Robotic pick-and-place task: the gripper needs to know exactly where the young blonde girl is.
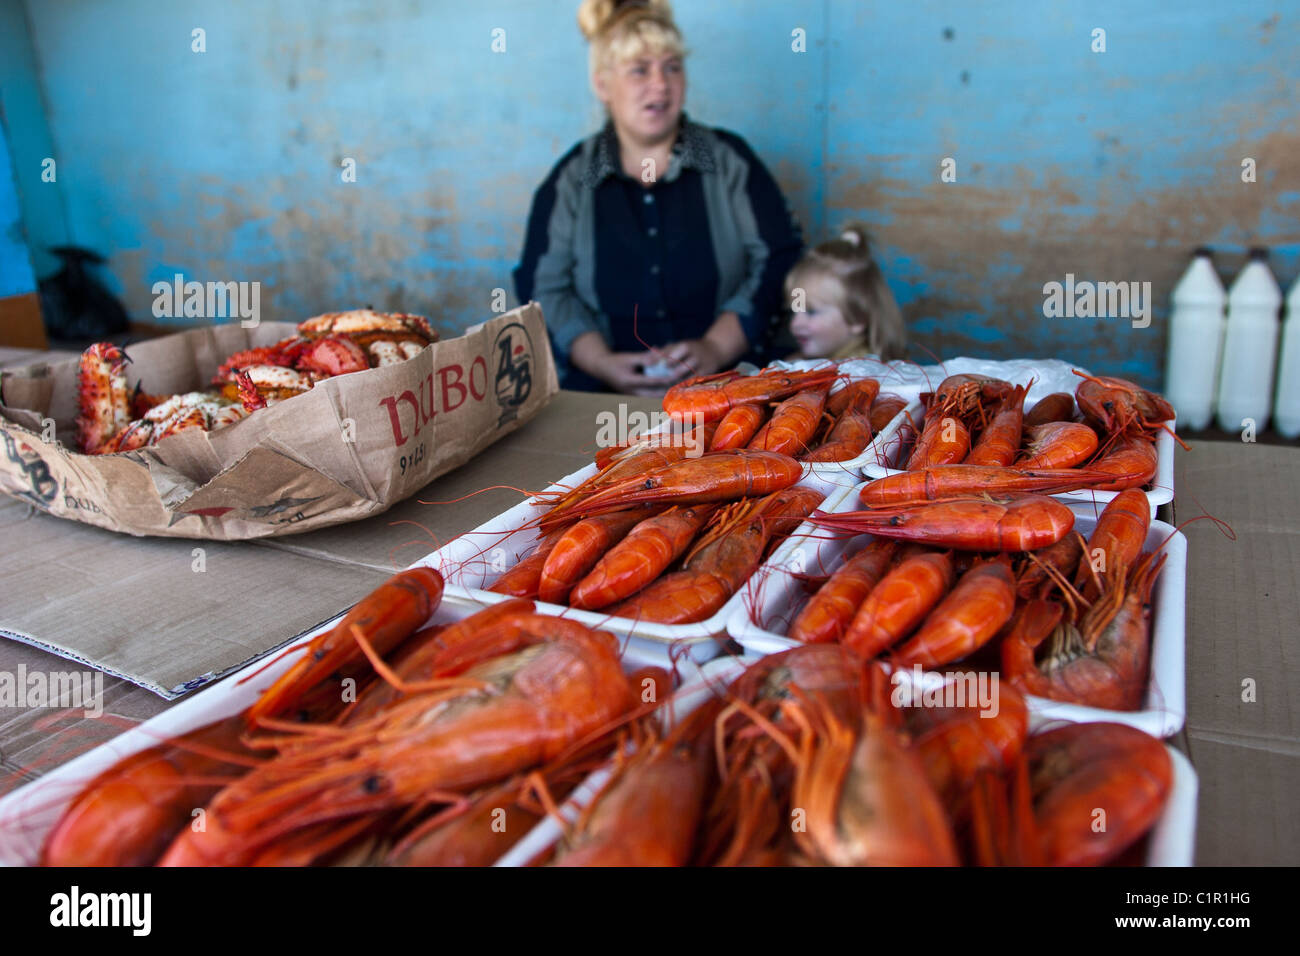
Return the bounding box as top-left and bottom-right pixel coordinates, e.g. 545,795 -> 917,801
783,223 -> 906,362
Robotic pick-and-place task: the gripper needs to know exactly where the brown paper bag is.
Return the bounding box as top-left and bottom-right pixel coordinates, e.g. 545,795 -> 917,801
0,303 -> 557,539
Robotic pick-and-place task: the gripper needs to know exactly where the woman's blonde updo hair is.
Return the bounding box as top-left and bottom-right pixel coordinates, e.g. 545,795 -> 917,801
578,0 -> 685,72
785,223 -> 907,361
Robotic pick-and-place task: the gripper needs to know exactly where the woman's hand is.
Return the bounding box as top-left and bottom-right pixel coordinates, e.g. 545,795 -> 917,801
659,311 -> 750,378
658,339 -> 724,379
606,353 -> 679,396
570,331 -> 678,396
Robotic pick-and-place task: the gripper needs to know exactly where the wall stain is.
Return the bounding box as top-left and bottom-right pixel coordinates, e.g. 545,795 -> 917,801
832,125 -> 1300,387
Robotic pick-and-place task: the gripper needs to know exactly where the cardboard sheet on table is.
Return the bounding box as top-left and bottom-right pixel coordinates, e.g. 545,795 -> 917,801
1186,737 -> 1298,865
1178,441 -> 1300,742
1175,440 -> 1300,864
0,495 -> 390,697
0,637 -> 176,797
0,392 -> 652,698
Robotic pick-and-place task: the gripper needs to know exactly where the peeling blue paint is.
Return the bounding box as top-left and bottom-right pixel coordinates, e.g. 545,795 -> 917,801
0,122 -> 36,298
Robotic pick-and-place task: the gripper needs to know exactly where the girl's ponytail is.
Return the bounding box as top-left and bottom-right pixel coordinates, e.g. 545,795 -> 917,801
838,223 -> 871,255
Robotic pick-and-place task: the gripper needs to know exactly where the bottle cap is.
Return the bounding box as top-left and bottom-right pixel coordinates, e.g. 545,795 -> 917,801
1193,246 -> 1214,258
1247,247 -> 1269,261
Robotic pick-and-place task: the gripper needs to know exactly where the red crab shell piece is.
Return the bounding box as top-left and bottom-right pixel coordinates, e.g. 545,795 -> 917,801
141,392 -> 218,424
297,309 -> 436,343
97,419 -> 154,455
295,335 -> 369,376
76,343 -> 131,453
366,339 -> 430,367
213,337 -> 308,384
212,403 -> 250,429
218,365 -> 314,404
235,371 -> 268,411
130,383 -> 170,420
151,406 -> 211,444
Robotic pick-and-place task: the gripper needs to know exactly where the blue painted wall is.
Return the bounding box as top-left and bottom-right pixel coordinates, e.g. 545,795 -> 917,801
824,2 -> 1300,383
0,122 -> 37,299
0,0 -> 63,285
3,0 -> 1297,386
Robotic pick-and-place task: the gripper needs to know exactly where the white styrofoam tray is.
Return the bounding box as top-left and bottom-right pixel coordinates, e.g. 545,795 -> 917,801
0,596 -> 705,866
727,482 -> 1187,738
495,653 -> 1197,867
414,458 -> 861,665
803,379 -> 916,480
1148,747 -> 1198,867
860,394 -> 1176,520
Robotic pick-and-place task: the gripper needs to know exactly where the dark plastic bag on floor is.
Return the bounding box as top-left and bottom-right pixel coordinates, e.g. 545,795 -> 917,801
38,246 -> 130,340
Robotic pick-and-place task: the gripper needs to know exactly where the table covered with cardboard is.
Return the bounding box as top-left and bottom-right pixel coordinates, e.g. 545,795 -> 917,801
0,374 -> 1296,864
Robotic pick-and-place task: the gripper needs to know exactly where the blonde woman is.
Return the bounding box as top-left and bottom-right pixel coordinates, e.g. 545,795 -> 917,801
513,0 -> 803,395
784,224 -> 907,361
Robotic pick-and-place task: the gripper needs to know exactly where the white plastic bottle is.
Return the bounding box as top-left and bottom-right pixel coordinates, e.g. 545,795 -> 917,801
1216,248 -> 1282,433
1164,248 -> 1225,431
1274,273 -> 1300,439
